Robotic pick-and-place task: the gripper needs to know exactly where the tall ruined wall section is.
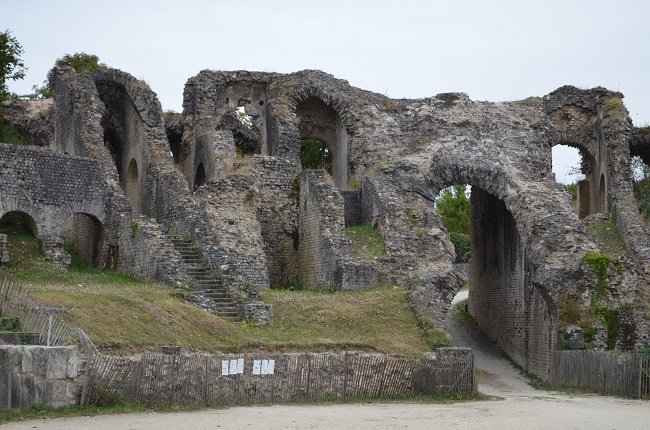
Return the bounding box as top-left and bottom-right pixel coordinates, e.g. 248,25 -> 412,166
297,171 -> 351,290
250,156 -> 300,286
194,175 -> 270,295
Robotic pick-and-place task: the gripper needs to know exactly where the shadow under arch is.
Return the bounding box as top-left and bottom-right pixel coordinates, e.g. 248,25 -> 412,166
61,212 -> 105,268
0,211 -> 39,238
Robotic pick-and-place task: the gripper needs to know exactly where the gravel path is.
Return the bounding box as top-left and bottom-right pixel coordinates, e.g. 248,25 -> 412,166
2,292 -> 648,429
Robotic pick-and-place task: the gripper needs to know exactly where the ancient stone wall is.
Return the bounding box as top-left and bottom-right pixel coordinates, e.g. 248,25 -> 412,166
194,174 -> 270,296
3,64 -> 648,379
251,156 -> 300,286
297,171 -> 351,290
0,346 -> 84,411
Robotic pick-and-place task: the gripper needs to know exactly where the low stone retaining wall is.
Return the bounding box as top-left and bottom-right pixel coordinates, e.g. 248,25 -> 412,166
0,345 -> 84,410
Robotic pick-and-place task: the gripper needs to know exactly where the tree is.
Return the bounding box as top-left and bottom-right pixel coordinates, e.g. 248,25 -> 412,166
0,29 -> 26,102
300,139 -> 332,173
29,52 -> 108,100
55,52 -> 106,73
435,185 -> 471,263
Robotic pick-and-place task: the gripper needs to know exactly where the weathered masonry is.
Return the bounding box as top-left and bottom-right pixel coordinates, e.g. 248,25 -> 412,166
1,66 -> 648,379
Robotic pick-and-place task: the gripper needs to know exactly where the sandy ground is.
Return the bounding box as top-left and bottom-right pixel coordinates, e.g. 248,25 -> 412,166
3,291 -> 648,429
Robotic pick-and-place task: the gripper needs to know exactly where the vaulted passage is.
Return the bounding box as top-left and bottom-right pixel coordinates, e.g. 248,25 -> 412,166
466,188 -> 554,376
296,96 -> 348,188
439,183 -> 556,377
61,213 -> 104,268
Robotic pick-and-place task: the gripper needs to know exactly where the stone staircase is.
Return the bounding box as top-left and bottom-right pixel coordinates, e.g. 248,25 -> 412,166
168,236 -> 241,321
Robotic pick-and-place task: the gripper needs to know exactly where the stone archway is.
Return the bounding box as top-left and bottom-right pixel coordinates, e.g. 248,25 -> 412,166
61,213 -> 105,268
423,154 -> 591,378
295,96 -> 349,188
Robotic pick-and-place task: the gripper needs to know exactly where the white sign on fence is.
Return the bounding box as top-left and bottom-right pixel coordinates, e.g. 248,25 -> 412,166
253,359 -> 275,375
222,359 -> 245,376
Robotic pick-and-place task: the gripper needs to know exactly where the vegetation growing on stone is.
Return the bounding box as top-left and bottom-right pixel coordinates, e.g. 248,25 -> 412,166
300,138 -> 332,172
435,185 -> 471,263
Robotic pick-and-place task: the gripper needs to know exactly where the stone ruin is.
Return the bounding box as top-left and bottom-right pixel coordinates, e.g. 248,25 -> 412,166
1,65 -> 649,378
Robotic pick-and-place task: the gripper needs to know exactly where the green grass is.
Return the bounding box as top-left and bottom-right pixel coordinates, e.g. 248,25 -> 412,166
0,230 -> 436,356
586,218 -> 627,258
345,225 -> 386,259
241,285 -> 440,356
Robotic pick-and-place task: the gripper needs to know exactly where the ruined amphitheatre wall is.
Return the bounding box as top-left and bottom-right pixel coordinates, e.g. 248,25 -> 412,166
2,64 -> 648,378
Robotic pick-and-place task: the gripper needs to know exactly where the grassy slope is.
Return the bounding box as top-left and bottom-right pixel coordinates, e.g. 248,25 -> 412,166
0,229 -> 436,356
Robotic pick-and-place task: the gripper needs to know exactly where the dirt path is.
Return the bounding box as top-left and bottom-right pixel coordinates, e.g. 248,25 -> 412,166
2,294 -> 648,429
445,290 -> 538,398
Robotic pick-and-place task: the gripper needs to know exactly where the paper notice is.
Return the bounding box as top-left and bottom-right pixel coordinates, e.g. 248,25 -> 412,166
253,360 -> 261,375
221,360 -> 229,376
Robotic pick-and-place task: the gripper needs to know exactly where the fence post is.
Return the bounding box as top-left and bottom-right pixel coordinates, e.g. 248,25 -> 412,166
639,354 -> 643,399
343,351 -> 348,398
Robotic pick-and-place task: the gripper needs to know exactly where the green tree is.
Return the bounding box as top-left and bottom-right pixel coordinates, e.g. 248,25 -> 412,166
0,29 -> 26,103
436,185 -> 471,263
300,138 -> 332,173
0,29 -> 27,144
55,52 -> 106,73
29,52 -> 107,100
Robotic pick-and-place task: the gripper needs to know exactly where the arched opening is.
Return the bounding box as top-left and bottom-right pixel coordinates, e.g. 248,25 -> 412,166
126,159 -> 141,212
194,163 -> 206,191
296,96 -> 348,188
551,143 -> 596,218
0,211 -> 40,266
61,213 -> 104,268
438,181 -> 552,377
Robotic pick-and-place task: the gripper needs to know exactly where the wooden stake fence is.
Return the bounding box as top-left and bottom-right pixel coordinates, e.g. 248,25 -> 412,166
550,350 -> 650,399
84,350 -> 475,407
0,274 -> 78,346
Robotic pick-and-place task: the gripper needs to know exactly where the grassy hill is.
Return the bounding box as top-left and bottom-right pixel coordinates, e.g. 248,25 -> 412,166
0,228 -> 447,356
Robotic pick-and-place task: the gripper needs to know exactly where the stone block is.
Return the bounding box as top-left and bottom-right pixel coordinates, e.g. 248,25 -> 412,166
336,260 -> 379,292
243,303 -> 274,325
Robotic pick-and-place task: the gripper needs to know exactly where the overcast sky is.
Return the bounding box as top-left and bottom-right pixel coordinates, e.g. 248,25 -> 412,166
5,0 -> 649,183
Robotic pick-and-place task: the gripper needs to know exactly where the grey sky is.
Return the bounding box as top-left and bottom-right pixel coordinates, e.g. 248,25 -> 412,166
4,0 -> 649,183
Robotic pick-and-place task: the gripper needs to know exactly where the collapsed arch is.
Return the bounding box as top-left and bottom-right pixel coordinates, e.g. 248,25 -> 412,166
96,78 -> 148,214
